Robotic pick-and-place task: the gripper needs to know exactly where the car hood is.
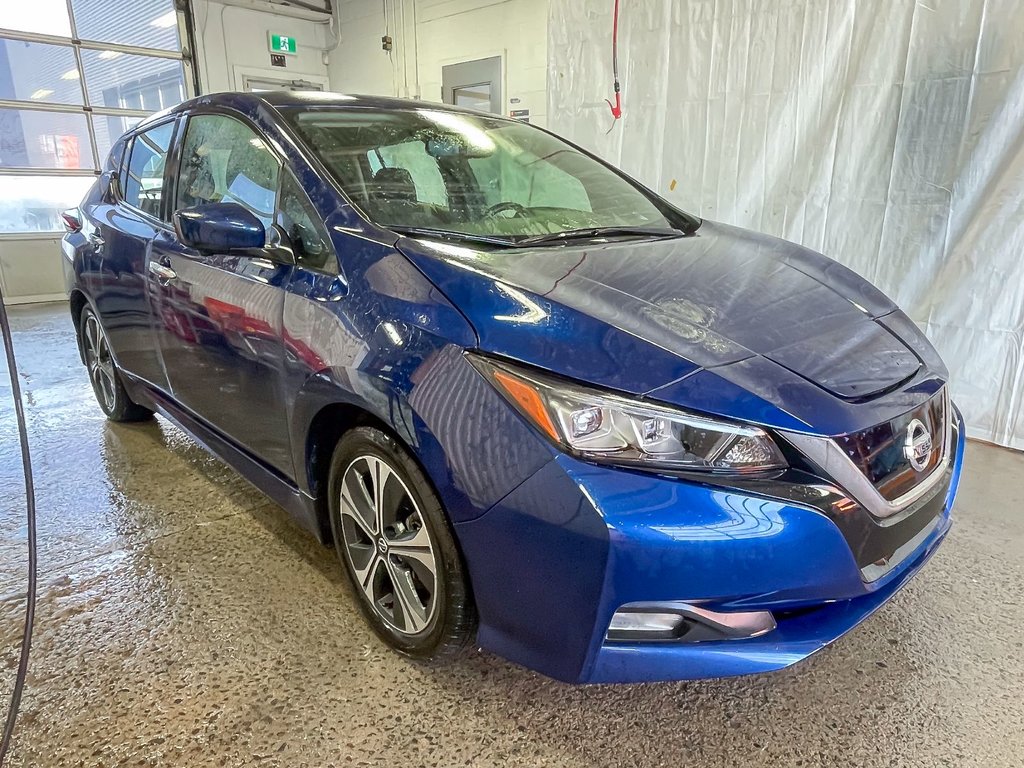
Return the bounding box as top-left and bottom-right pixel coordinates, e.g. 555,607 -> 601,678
397,220 -> 946,435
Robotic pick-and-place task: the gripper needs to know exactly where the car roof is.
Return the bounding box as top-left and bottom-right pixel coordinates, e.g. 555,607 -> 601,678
132,90 -> 507,133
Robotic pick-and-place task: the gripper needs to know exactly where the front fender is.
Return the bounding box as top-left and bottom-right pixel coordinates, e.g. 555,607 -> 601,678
287,344 -> 555,527
282,246 -> 553,527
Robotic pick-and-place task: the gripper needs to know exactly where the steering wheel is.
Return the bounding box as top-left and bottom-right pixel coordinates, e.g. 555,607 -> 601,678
484,201 -> 529,218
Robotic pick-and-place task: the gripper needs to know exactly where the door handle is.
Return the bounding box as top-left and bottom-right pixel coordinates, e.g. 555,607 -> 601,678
148,261 -> 177,282
89,234 -> 105,253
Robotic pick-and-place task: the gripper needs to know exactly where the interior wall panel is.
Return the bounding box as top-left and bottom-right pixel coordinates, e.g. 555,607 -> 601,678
549,0 -> 1024,449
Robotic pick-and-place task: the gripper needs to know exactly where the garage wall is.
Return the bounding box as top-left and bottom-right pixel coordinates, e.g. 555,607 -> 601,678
326,1 -> 396,96
191,0 -> 331,92
0,237 -> 66,305
549,0 -> 1024,450
327,0 -> 549,125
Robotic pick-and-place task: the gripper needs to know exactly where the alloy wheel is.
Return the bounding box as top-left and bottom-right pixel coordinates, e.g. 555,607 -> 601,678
339,454 -> 438,635
82,313 -> 116,412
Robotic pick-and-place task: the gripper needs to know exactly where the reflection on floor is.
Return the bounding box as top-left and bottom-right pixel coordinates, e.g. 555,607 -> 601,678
2,302 -> 1023,767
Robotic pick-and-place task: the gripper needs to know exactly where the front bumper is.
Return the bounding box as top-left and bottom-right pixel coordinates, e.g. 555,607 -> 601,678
454,411 -> 965,684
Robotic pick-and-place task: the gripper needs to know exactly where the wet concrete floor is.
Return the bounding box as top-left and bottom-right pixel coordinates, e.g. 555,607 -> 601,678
1,301 -> 1023,767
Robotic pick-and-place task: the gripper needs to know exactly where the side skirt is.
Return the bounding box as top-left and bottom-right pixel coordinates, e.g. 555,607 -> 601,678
123,375 -> 328,545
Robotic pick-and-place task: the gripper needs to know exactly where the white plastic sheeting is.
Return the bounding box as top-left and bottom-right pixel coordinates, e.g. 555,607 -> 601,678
548,0 -> 1024,450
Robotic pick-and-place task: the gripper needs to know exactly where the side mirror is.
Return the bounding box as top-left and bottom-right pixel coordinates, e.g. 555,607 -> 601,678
174,202 -> 267,254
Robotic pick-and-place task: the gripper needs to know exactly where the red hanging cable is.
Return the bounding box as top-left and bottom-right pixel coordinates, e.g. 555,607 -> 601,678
604,0 -> 622,120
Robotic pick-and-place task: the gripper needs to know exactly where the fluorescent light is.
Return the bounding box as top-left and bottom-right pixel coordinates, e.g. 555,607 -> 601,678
98,50 -> 122,60
30,88 -> 54,99
60,69 -> 80,80
150,10 -> 177,28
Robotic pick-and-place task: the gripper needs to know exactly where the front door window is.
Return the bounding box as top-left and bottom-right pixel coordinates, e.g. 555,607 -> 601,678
175,113 -> 280,227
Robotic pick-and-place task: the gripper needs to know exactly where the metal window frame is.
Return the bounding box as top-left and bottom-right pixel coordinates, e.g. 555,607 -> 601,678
441,56 -> 503,115
0,3 -> 194,221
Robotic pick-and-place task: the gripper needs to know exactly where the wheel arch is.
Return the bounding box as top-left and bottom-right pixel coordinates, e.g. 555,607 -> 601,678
295,375 -> 445,545
293,343 -> 557,542
69,289 -> 89,363
304,400 -> 390,543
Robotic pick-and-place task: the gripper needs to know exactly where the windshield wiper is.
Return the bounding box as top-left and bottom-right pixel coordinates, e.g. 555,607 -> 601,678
389,224 -> 686,250
515,226 -> 685,247
389,226 -> 518,248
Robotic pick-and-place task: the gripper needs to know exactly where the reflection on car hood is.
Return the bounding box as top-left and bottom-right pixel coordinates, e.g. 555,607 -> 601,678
397,220 -> 944,434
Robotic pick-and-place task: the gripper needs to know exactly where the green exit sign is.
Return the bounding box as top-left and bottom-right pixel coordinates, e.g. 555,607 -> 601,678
269,33 -> 297,55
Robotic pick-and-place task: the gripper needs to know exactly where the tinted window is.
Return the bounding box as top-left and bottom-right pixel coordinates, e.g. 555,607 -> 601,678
277,170 -> 335,273
175,114 -> 279,226
123,120 -> 174,219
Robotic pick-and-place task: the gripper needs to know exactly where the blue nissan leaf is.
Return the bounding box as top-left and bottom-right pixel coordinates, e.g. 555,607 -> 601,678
62,92 -> 963,683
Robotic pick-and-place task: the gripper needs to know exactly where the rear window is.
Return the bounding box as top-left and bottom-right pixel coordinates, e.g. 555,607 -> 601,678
122,121 -> 174,220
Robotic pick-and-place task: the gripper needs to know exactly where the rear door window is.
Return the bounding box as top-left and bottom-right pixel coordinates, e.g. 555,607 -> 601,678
123,121 -> 175,220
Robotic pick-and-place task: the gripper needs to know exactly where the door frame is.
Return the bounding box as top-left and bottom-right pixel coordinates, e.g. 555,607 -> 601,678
149,103 -> 297,474
233,65 -> 329,92
441,55 -> 504,114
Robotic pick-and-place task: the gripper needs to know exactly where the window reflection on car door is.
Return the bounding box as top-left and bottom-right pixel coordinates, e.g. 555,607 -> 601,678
148,111 -> 294,474
93,119 -> 177,393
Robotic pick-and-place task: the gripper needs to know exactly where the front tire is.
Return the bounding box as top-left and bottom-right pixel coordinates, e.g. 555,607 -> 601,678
79,306 -> 153,422
328,426 -> 476,661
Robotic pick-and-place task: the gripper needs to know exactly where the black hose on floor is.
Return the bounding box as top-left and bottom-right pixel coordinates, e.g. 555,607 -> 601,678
0,282 -> 38,766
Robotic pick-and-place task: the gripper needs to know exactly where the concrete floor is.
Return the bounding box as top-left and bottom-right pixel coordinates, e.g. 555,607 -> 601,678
1,301 -> 1023,768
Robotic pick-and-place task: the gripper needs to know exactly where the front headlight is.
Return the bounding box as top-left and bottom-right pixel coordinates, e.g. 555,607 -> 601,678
469,354 -> 787,473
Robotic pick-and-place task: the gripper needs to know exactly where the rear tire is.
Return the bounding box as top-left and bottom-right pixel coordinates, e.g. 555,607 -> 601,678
328,426 -> 476,661
79,306 -> 153,423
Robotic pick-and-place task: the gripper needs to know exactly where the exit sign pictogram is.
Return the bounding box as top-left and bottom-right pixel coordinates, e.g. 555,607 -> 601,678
269,33 -> 297,55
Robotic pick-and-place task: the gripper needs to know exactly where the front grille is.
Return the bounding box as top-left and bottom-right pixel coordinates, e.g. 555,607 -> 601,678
835,390 -> 948,502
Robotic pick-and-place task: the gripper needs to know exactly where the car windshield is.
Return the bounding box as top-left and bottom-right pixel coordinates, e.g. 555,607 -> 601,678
283,106 -> 694,242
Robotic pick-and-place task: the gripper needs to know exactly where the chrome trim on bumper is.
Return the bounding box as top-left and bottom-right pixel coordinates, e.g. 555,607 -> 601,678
782,388 -> 954,521
679,603 -> 778,638
607,602 -> 777,643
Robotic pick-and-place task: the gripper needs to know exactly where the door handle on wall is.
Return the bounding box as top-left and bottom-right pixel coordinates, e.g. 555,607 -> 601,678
148,261 -> 177,282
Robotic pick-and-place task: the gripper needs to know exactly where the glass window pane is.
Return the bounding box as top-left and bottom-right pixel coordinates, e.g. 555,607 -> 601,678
92,113 -> 143,168
0,0 -> 72,37
286,109 -> 672,237
278,170 -> 335,273
80,49 -> 185,112
124,121 -> 174,218
0,40 -> 83,105
468,144 -> 592,212
377,140 -> 447,206
176,115 -> 279,225
70,0 -> 180,51
0,107 -> 94,169
453,84 -> 491,111
0,175 -> 94,233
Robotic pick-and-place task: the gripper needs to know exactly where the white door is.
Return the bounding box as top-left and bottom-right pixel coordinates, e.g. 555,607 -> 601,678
242,75 -> 325,92
441,57 -> 502,114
